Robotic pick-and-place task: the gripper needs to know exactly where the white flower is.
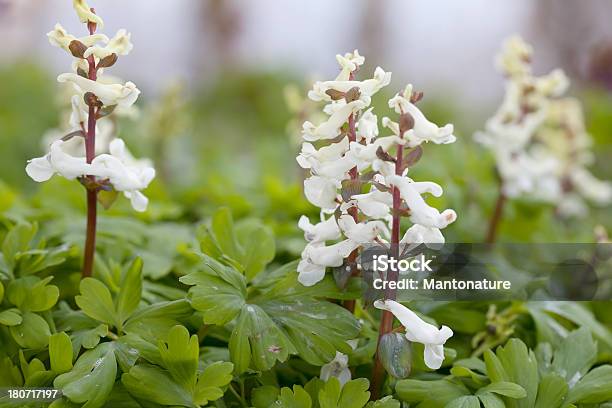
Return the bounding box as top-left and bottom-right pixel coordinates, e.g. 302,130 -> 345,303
297,240 -> 360,286
302,100 -> 366,141
26,139 -> 155,212
68,95 -> 88,130
494,35 -> 532,78
338,215 -> 388,242
404,103 -> 456,147
335,50 -> 365,81
348,136 -> 404,171
401,224 -> 445,248
297,137 -> 349,169
73,0 -> 104,28
571,167 -> 612,205
83,29 -> 133,59
320,352 -> 351,385
308,67 -> 392,105
356,108 -> 378,143
92,139 -> 155,211
47,23 -> 108,52
25,140 -> 102,182
57,73 -> 140,108
304,176 -> 340,210
351,189 -> 393,219
387,175 -> 456,229
298,215 -> 341,243
374,300 -> 453,369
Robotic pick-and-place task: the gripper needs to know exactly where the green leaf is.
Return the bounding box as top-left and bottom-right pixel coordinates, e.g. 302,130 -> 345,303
0,307 -> 22,325
476,382 -> 527,398
365,396 -> 401,408
551,327 -> 596,385
158,325 -> 198,389
54,342 -> 117,408
115,258 -> 143,325
336,378 -> 370,408
2,222 -> 37,270
483,349 -> 508,382
122,363 -> 193,407
276,385 -> 312,408
10,311 -> 51,349
446,395 -> 481,408
75,278 -> 118,327
97,189 -> 119,210
395,379 -> 469,407
478,393 -> 505,408
7,276 -> 59,312
194,361 -> 233,406
493,339 -> 538,408
49,332 -> 73,374
252,385 -> 280,408
235,220 -> 275,280
566,365 -> 612,404
180,256 -> 246,325
534,374 -> 567,408
229,304 -> 291,373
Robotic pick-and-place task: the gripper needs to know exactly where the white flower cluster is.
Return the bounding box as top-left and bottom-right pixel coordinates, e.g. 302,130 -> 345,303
296,51 -> 457,286
25,0 -> 154,212
475,36 -> 611,215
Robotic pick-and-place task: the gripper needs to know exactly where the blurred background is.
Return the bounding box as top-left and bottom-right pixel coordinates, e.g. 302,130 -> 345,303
0,0 -> 611,257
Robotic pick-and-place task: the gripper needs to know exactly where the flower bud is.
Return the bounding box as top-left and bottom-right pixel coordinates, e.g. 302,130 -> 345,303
69,40 -> 88,58
97,53 -> 118,68
399,112 -> 414,135
378,332 -> 412,379
84,92 -> 102,107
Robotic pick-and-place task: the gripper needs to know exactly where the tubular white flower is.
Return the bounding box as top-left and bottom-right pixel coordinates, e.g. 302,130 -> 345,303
320,352 -> 351,385
83,29 -> 133,59
302,100 -> 366,141
298,215 -> 341,243
91,139 -> 155,212
356,108 -> 379,143
73,0 -> 104,28
401,224 -> 445,246
57,73 -> 140,108
297,137 -> 349,169
26,140 -> 105,182
374,300 -> 453,369
308,67 -> 392,105
348,136 -> 404,171
47,23 -> 108,52
304,176 -> 340,210
338,215 -> 388,242
351,189 -> 393,219
297,239 -> 360,286
387,175 -> 457,229
335,50 -> 365,81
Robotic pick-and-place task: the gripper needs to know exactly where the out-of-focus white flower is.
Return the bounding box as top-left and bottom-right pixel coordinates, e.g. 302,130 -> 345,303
73,0 -> 104,28
298,215 -> 341,243
57,73 -> 140,108
47,23 -> 108,52
495,35 -> 532,78
303,100 -> 366,141
320,352 -> 351,385
83,29 -> 133,59
571,167 -> 612,205
374,300 -> 453,369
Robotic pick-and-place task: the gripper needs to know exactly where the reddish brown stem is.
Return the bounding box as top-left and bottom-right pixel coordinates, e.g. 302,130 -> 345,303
371,143 -> 404,398
342,110 -> 360,313
82,26 -> 98,278
485,185 -> 506,244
